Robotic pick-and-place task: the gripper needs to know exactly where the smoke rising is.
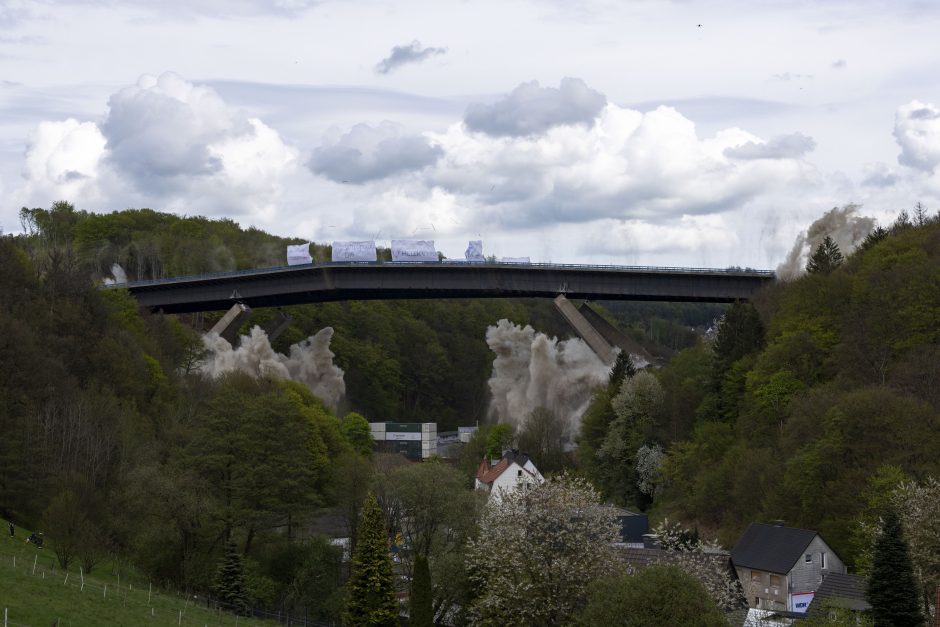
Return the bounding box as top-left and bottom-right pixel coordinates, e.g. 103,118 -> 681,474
103,263 -> 127,285
202,326 -> 346,409
777,204 -> 876,279
485,319 -> 610,440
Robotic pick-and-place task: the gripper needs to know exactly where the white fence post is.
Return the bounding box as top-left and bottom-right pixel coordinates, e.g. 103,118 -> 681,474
31,554 -> 37,574
80,566 -> 84,591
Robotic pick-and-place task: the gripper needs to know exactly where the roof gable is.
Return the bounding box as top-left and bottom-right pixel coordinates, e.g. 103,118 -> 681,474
730,523 -> 818,574
809,572 -> 871,613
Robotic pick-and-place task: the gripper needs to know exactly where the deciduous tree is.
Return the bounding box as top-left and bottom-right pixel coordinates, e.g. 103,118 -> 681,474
466,474 -> 620,626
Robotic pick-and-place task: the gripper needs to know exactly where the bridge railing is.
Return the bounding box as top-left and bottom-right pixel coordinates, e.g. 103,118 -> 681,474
115,261 -> 775,288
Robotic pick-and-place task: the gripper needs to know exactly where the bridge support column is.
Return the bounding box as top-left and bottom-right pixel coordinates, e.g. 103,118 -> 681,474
261,310 -> 292,343
209,303 -> 251,346
577,302 -> 654,366
553,295 -> 617,366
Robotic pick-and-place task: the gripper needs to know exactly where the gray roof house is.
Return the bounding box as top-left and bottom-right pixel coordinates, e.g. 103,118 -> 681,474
731,522 -> 846,613
805,572 -> 871,619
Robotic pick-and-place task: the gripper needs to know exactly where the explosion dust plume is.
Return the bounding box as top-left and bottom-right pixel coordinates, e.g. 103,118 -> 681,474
485,319 -> 610,441
777,204 -> 875,279
202,326 -> 346,409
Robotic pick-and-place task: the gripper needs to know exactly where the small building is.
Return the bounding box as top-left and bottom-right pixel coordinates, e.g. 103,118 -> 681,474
369,422 -> 437,460
731,522 -> 846,613
805,572 -> 871,621
475,450 -> 544,503
602,505 -> 649,546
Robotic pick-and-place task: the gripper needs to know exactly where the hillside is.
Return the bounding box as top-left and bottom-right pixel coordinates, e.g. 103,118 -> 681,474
579,212 -> 940,565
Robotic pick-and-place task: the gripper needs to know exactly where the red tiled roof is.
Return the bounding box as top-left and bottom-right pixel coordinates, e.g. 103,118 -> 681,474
479,457 -> 511,484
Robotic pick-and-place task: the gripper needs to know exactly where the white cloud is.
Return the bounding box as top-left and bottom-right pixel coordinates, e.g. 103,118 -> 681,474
308,121 -> 442,183
894,100 -> 940,173
19,72 -> 299,218
22,118 -> 107,202
724,132 -> 816,160
426,99 -> 817,227
375,40 -> 447,75
464,78 -> 606,137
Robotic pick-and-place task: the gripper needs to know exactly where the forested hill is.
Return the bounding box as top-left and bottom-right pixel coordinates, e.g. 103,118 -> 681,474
580,211 -> 940,566
13,203 -> 715,428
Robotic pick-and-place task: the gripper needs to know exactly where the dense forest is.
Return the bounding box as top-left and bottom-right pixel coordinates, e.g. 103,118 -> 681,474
578,208 -> 940,570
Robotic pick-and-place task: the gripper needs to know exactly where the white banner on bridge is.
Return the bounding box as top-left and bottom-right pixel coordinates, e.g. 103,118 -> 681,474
391,239 -> 437,262
287,243 -> 312,266
465,240 -> 485,262
332,240 -> 377,262
500,256 -> 530,264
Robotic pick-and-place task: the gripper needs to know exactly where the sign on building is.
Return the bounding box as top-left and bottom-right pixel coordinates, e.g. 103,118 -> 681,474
789,592 -> 815,613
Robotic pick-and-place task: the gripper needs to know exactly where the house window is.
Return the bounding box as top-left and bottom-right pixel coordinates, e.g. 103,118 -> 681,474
805,554 -> 812,563
517,469 -> 522,477
821,552 -> 827,569
770,575 -> 782,588
750,571 -> 761,582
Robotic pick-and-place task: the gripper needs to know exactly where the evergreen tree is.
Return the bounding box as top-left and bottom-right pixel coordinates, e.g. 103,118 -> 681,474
806,235 -> 844,274
867,509 -> 924,627
214,540 -> 249,615
608,351 -> 636,393
344,491 -> 398,627
409,553 -> 434,627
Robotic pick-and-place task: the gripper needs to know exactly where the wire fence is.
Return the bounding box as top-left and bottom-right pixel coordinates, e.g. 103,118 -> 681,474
2,549 -> 336,627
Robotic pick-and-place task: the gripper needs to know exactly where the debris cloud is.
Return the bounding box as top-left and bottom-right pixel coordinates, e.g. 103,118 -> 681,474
485,319 -> 609,441
777,204 -> 875,279
202,326 -> 346,409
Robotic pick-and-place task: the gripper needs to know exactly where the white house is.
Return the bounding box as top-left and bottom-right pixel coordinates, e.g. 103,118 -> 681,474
475,451 -> 545,503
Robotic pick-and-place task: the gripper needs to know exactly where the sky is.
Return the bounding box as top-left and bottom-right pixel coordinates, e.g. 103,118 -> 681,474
2,0 -> 940,269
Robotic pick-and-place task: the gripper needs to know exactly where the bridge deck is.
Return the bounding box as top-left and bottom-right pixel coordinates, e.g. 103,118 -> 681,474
120,262 -> 775,313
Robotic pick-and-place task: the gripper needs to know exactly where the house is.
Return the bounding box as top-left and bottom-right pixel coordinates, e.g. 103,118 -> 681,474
475,450 -> 544,503
730,522 -> 846,613
601,505 -> 649,546
804,572 -> 870,621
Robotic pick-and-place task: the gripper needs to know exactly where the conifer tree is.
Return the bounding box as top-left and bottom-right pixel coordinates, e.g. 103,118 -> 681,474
344,491 -> 398,626
867,508 -> 924,627
409,553 -> 434,627
806,235 -> 844,274
214,539 -> 249,615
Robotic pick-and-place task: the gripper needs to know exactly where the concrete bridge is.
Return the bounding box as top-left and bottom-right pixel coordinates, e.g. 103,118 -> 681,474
122,262 -> 775,314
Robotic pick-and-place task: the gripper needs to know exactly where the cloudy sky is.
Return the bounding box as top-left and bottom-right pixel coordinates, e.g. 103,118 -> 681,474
2,0 -> 940,269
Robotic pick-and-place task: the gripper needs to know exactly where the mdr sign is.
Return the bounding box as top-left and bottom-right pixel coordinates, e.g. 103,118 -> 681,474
790,592 -> 815,613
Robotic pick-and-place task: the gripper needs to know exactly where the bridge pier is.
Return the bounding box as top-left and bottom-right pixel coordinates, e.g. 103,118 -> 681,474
577,302 -> 654,366
261,310 -> 292,343
553,295 -> 617,365
208,303 -> 251,346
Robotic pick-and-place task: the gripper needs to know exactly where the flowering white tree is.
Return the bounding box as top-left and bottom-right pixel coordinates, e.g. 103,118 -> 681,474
635,444 -> 664,497
650,519 -> 744,611
466,474 -> 621,626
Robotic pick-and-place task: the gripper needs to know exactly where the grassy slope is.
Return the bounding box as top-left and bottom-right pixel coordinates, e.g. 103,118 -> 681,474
0,526 -> 279,627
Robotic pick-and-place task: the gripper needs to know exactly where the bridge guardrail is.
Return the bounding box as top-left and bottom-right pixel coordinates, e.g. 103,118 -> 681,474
112,261 -> 775,289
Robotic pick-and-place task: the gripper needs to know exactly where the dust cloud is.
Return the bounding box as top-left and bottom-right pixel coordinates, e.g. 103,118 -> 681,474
202,326 -> 346,409
777,204 -> 875,279
485,319 -> 610,440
